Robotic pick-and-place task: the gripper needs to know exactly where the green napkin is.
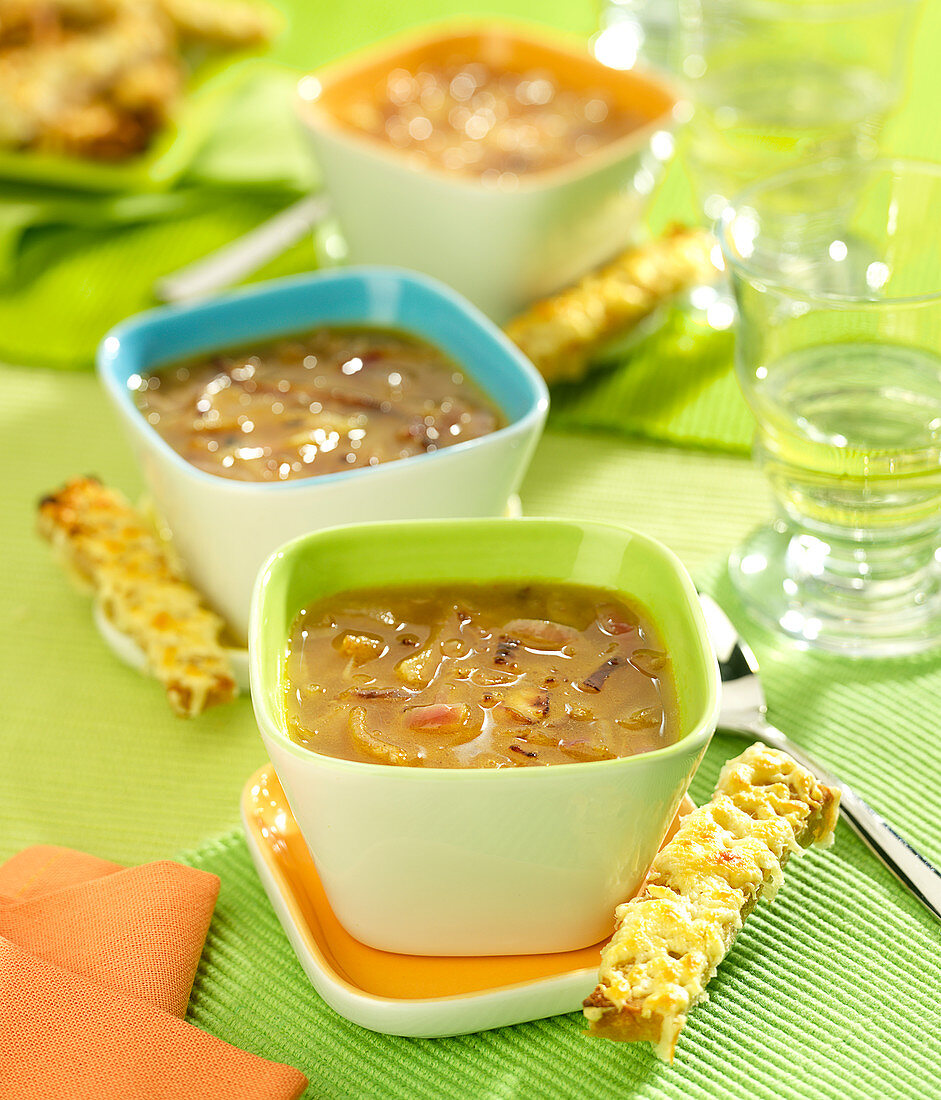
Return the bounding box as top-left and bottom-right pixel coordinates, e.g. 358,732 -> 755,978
181,723 -> 940,1100
0,52 -> 255,194
0,187 -> 222,281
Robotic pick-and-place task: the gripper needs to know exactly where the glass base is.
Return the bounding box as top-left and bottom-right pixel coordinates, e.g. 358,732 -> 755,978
728,522 -> 941,658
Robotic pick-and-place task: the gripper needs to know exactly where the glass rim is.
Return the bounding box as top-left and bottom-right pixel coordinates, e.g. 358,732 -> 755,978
717,156 -> 941,308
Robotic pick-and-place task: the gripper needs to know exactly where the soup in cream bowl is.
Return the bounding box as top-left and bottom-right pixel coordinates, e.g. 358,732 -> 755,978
97,268 -> 548,643
249,517 -> 719,956
296,21 -> 680,321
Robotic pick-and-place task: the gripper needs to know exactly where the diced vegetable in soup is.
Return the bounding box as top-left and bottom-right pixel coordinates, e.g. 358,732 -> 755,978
284,583 -> 679,768
132,327 -> 503,482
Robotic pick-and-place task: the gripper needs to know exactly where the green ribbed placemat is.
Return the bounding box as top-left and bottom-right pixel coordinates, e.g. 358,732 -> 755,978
180,725 -> 940,1100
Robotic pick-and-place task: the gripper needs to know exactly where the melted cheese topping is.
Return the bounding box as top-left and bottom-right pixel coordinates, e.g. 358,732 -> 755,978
37,476 -> 236,717
584,743 -> 840,1060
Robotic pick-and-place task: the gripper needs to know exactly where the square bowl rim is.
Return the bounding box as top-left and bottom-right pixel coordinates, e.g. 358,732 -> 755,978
295,18 -> 680,194
250,515 -> 720,779
96,266 -> 549,494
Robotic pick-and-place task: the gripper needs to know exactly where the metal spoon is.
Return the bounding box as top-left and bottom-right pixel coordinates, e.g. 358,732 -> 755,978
700,594 -> 941,922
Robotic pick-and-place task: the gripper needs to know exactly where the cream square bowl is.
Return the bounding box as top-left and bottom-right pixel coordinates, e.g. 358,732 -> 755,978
97,268 -> 548,643
297,22 -> 679,322
249,517 -> 719,956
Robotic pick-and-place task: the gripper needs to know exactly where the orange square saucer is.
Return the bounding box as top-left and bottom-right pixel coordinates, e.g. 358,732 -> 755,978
241,764 -> 693,1037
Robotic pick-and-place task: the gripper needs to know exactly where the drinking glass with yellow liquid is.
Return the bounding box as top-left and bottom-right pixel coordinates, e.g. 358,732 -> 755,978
678,0 -> 920,222
719,159 -> 941,656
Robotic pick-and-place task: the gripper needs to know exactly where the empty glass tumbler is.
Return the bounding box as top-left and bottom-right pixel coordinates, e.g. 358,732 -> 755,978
719,159 -> 941,657
678,0 -> 920,221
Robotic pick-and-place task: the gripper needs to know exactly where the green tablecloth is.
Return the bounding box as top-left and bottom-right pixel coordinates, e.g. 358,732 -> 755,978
2,0 -> 941,1097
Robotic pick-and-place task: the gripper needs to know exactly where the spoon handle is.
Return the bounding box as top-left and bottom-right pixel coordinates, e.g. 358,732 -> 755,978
721,717 -> 941,923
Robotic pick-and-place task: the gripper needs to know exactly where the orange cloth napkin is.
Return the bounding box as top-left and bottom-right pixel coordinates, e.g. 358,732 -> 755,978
0,846 -> 307,1099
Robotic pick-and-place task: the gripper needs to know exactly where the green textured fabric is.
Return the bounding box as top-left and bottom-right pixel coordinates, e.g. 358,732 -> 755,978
0,366 -> 773,863
0,0 -> 599,374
